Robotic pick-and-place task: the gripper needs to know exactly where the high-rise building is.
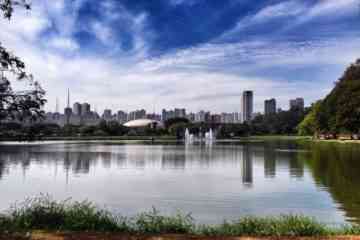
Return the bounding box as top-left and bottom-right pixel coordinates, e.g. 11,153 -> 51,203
117,111 -> 128,124
242,91 -> 253,123
194,110 -> 210,123
161,109 -> 175,121
289,98 -> 304,111
81,103 -> 91,116
210,114 -> 221,123
128,109 -> 146,121
73,102 -> 82,115
186,112 -> 195,122
102,109 -> 112,120
174,108 -> 186,118
264,98 -> 276,115
195,110 -> 206,122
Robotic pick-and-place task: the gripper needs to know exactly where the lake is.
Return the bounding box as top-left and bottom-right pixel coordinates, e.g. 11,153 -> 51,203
0,140 -> 359,225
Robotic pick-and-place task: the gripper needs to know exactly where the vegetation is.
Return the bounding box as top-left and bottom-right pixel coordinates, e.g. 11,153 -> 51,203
251,109 -> 308,135
1,196 -> 360,237
302,142 -> 360,223
0,0 -> 46,123
298,60 -> 360,136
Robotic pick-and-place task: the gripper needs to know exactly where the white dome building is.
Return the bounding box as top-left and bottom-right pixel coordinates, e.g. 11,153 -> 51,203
123,119 -> 163,128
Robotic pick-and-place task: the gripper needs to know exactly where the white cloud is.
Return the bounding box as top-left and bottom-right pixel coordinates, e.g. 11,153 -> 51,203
47,37 -> 79,51
251,0 -> 306,22
307,0 -> 358,18
221,0 -> 357,40
169,0 -> 198,7
91,21 -> 114,46
221,0 -> 307,37
0,0 -> 358,114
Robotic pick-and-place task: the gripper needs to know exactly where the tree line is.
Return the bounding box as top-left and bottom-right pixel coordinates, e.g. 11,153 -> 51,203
298,59 -> 360,136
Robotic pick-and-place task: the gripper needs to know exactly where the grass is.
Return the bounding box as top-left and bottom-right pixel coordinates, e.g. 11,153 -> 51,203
1,195 -> 360,237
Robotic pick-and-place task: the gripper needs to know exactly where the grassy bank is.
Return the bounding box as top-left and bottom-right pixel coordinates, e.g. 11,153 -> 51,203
1,196 -> 360,238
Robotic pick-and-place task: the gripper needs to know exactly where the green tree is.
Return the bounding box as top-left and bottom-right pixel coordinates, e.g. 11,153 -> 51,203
297,101 -> 322,136
164,117 -> 189,129
305,60 -> 360,135
0,0 -> 45,122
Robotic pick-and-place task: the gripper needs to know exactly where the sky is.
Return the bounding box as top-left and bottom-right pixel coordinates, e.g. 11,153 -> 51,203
1,0 -> 359,114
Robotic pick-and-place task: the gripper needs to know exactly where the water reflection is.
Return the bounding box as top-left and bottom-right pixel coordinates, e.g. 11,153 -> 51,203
264,146 -> 276,178
0,141 -> 360,224
242,144 -> 253,186
304,143 -> 360,224
0,143 -> 309,184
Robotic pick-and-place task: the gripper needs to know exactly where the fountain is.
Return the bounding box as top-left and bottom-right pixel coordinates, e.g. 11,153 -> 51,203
185,128 -> 215,144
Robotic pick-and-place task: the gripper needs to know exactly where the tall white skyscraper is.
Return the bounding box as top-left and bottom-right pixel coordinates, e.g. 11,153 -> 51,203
242,90 -> 253,123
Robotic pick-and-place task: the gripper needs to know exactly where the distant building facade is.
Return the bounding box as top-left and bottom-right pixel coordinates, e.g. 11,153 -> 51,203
264,98 -> 276,115
73,102 -> 82,115
128,109 -> 146,121
162,108 -> 186,121
289,98 -> 304,111
117,111 -> 128,124
102,109 -> 112,121
81,103 -> 91,116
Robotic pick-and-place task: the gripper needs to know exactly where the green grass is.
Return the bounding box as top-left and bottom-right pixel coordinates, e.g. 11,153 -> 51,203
1,195 -> 360,237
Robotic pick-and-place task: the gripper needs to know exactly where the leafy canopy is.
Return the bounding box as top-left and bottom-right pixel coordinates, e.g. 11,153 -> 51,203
0,0 -> 46,122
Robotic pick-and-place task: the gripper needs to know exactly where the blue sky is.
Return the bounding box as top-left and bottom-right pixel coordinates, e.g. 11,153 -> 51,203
1,0 -> 359,113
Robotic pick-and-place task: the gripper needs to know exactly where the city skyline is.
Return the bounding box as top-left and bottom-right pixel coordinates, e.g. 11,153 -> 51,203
1,1 -> 358,113
51,89 -> 304,116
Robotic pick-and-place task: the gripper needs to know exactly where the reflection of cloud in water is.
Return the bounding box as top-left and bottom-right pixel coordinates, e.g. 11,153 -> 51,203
0,142 -> 358,225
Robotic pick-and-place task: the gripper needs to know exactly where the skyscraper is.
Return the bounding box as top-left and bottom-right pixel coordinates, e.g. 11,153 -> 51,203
102,109 -> 112,120
242,91 -> 253,123
264,98 -> 276,115
117,111 -> 128,124
174,108 -> 186,118
73,102 -> 82,115
289,98 -> 304,111
81,103 -> 91,116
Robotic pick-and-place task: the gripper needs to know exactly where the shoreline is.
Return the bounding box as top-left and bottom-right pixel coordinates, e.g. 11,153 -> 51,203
1,135 -> 360,144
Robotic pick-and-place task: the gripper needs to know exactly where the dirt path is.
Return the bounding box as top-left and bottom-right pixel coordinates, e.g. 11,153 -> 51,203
8,232 -> 359,240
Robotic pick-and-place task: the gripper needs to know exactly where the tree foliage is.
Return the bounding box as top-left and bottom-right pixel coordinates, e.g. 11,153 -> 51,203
164,117 -> 189,129
297,101 -> 322,136
0,0 -> 30,19
0,0 -> 45,122
299,60 -> 360,135
251,109 -> 307,135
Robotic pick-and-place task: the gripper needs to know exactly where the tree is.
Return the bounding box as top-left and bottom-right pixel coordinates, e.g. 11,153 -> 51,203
297,101 -> 322,136
303,60 -> 360,135
164,117 -> 189,129
0,0 -> 46,122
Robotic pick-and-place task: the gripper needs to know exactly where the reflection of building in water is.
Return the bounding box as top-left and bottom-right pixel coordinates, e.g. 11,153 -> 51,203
264,147 -> 276,178
161,148 -> 186,169
0,160 -> 5,179
242,144 -> 253,186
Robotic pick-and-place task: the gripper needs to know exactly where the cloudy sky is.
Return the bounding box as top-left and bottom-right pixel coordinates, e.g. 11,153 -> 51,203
1,0 -> 359,114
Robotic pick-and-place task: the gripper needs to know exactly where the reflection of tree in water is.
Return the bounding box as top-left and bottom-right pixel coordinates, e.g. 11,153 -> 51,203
304,143 -> 360,224
0,146 -> 31,179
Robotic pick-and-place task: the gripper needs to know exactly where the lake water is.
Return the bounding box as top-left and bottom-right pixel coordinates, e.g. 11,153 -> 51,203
0,140 -> 359,225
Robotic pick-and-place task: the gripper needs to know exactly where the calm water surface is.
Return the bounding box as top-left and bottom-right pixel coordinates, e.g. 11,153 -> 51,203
0,140 -> 359,225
